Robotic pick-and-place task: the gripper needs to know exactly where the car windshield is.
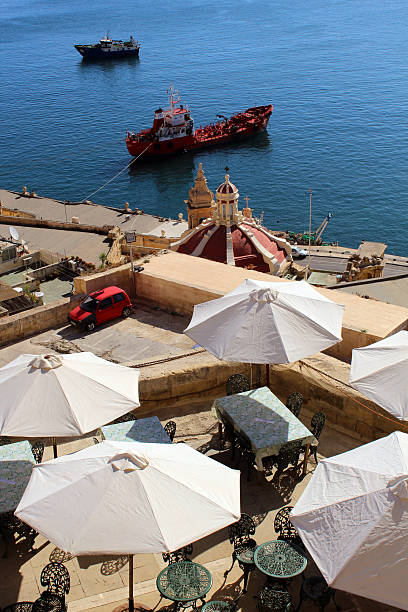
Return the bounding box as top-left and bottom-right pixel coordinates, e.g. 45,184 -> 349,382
80,296 -> 98,312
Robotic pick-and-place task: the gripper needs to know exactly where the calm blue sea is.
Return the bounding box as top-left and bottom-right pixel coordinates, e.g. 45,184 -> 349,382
1,0 -> 408,253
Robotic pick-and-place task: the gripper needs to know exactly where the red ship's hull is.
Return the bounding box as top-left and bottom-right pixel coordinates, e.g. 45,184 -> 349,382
126,105 -> 272,158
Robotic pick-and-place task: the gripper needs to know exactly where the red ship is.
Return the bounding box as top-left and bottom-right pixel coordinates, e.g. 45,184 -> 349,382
126,88 -> 273,158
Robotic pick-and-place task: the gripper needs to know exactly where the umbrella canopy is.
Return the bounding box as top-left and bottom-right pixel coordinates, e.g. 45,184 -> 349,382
350,331 -> 408,420
185,279 -> 344,364
290,431 -> 408,610
0,353 -> 140,437
15,440 -> 241,555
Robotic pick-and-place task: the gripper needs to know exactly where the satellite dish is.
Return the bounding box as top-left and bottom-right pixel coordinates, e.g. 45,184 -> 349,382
9,226 -> 19,241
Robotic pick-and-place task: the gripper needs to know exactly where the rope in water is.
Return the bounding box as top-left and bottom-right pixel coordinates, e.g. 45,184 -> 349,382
80,143 -> 153,203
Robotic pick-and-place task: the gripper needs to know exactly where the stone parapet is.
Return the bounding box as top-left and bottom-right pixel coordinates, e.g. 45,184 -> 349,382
0,294 -> 82,347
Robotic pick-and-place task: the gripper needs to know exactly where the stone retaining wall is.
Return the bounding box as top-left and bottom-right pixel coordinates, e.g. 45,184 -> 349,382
0,294 -> 82,347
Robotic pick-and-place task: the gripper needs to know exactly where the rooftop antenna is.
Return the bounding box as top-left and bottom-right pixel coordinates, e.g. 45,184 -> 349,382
9,226 -> 19,242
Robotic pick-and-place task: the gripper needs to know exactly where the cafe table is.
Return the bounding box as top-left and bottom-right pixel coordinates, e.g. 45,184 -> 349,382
0,440 -> 36,557
101,416 -> 171,444
212,386 -> 317,474
254,540 -> 307,583
156,560 -> 212,610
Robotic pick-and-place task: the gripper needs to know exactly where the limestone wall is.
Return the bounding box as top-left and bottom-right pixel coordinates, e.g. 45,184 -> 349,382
74,263 -> 133,299
134,351 -> 403,443
134,252 -> 408,362
0,294 -> 82,347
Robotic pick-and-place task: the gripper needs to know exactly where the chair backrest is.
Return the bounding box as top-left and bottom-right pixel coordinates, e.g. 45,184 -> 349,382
285,392 -> 303,418
164,420 -> 176,442
310,411 -> 326,440
0,435 -> 11,446
226,374 -> 250,396
202,601 -> 235,611
227,513 -> 256,548
40,562 -> 70,599
162,543 -> 193,564
274,506 -> 299,541
257,584 -> 292,611
112,411 -> 136,424
276,440 -> 302,471
30,440 -> 44,463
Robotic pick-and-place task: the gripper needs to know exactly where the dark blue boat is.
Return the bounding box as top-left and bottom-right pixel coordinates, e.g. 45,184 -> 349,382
74,34 -> 140,59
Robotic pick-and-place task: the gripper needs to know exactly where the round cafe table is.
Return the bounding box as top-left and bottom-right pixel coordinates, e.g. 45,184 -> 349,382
156,561 -> 212,611
254,540 -> 307,583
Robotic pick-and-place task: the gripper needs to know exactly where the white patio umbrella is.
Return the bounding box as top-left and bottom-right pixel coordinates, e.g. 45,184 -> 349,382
350,331 -> 408,421
0,353 -> 140,456
16,440 -> 241,611
290,431 -> 408,610
185,278 -> 344,368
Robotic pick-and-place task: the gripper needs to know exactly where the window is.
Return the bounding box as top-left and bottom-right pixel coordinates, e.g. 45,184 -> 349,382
113,292 -> 125,304
98,297 -> 113,310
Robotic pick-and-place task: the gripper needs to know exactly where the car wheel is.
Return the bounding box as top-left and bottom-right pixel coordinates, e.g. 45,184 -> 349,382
85,320 -> 96,332
122,307 -> 131,318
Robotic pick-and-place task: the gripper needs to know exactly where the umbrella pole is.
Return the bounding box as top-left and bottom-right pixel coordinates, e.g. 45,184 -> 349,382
266,364 -> 270,388
128,554 -> 134,612
52,438 -> 58,458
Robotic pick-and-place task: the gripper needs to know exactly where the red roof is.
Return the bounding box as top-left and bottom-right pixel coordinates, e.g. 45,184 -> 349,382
175,222 -> 288,272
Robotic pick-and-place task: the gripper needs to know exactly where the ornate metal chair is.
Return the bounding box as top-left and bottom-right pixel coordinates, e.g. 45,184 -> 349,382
111,411 -> 136,424
164,420 -> 176,442
224,513 -> 257,594
2,604 -> 35,612
202,601 -> 237,611
275,441 -> 302,482
40,562 -> 70,608
0,435 -> 11,445
307,412 -> 326,463
162,543 -> 193,565
32,591 -> 65,612
296,576 -> 339,611
257,583 -> 292,611
285,392 -> 303,418
0,511 -> 37,554
235,433 -> 256,481
226,374 -> 250,396
30,440 -> 44,463
274,507 -> 303,548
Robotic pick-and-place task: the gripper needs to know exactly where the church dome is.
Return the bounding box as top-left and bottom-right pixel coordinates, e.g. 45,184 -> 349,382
216,175 -> 238,196
172,167 -> 293,276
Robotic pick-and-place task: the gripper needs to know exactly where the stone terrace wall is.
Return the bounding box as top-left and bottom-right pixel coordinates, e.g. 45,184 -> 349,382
74,263 -> 133,299
0,295 -> 82,347
134,252 -> 408,362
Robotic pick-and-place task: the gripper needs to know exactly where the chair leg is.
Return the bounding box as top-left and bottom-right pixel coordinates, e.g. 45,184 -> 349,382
242,565 -> 251,594
224,553 -> 236,577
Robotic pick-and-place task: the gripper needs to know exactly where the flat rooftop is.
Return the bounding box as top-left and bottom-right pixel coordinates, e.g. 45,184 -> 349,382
0,189 -> 188,238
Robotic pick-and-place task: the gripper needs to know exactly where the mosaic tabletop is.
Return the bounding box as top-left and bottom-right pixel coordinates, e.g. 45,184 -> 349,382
101,416 -> 172,444
0,440 -> 35,514
254,540 -> 307,578
212,386 -> 316,469
156,560 -> 212,603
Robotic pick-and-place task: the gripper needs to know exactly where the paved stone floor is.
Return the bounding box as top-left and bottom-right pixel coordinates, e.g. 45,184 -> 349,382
0,302 -> 193,367
0,405 -> 402,612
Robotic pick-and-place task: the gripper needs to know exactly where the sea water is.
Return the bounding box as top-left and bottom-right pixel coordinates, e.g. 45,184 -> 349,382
1,0 -> 408,253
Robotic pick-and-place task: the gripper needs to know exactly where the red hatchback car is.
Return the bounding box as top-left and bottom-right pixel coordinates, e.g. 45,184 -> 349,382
68,286 -> 132,332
